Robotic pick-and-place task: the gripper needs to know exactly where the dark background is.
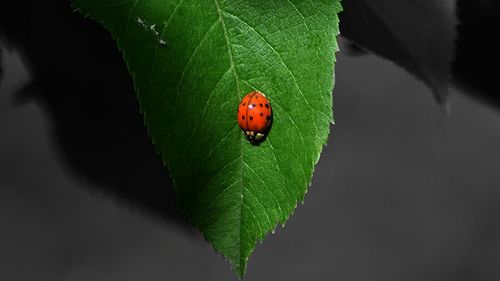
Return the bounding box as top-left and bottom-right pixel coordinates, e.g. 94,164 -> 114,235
1,2 -> 500,280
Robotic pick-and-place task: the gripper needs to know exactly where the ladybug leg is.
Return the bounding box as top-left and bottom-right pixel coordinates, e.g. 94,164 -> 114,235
254,133 -> 265,141
245,131 -> 259,142
244,130 -> 267,144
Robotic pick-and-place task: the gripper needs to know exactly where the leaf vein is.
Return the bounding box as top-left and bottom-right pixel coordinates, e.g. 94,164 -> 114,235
181,67 -> 233,157
285,0 -> 311,31
242,161 -> 284,219
222,10 -> 323,134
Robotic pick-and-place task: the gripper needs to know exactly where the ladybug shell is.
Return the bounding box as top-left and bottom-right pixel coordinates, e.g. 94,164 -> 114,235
237,91 -> 272,142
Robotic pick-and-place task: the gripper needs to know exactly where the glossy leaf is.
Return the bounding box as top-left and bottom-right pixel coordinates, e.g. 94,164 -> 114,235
72,0 -> 341,277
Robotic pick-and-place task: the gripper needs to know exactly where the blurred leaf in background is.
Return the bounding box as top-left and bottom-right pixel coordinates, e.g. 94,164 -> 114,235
340,0 -> 457,110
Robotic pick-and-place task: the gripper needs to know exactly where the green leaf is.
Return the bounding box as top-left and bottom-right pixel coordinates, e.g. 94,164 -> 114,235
72,0 -> 341,277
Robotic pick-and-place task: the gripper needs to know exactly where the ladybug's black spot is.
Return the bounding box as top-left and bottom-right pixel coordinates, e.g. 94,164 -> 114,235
266,115 -> 271,121
259,103 -> 263,107
250,116 -> 253,121
260,113 -> 263,116
265,104 -> 269,108
243,103 -> 246,106
242,115 -> 245,120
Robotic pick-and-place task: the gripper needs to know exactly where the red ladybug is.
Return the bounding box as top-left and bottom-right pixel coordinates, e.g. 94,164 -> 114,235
237,91 -> 273,143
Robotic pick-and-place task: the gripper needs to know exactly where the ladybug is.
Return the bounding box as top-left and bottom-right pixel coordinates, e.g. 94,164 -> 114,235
237,91 -> 273,143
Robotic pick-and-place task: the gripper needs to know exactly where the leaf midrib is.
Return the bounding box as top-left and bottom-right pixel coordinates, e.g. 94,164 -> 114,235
213,0 -> 245,271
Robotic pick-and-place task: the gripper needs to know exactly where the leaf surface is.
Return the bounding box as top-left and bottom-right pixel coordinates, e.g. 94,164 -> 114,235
72,0 -> 341,277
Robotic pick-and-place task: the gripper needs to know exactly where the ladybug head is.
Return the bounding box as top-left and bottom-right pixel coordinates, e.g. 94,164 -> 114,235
244,130 -> 266,144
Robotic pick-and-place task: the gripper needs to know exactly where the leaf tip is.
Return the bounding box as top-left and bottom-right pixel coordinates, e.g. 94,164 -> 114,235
432,84 -> 452,115
231,257 -> 248,281
439,98 -> 452,115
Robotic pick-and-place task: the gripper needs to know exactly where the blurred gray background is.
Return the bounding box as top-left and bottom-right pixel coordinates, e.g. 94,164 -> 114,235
1,43 -> 499,280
